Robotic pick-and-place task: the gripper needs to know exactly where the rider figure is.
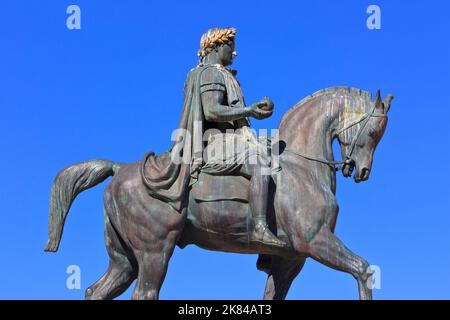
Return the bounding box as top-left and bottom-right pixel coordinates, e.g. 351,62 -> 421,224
196,28 -> 286,248
141,27 -> 285,248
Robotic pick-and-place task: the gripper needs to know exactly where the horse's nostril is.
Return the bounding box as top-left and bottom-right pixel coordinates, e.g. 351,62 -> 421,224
362,168 -> 370,180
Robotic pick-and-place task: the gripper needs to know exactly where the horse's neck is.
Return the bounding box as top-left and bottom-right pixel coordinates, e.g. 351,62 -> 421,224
280,96 -> 341,159
278,95 -> 342,188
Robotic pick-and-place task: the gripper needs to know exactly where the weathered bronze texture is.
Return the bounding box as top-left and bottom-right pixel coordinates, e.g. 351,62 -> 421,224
45,28 -> 392,300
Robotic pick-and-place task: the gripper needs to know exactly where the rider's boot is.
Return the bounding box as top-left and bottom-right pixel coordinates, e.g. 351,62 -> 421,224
250,217 -> 286,248
248,165 -> 286,248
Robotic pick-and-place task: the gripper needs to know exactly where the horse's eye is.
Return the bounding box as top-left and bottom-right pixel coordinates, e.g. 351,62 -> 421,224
368,128 -> 378,138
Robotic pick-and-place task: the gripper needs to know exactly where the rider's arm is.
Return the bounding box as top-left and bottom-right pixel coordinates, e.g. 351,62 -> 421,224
200,68 -> 251,122
201,89 -> 251,122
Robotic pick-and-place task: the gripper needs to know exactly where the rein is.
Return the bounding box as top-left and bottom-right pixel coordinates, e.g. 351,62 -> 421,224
284,101 -> 386,172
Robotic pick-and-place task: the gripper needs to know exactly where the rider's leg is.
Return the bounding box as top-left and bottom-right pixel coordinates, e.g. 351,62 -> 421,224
240,157 -> 286,247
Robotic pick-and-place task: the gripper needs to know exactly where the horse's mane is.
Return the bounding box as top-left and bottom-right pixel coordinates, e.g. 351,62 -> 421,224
280,86 -> 373,127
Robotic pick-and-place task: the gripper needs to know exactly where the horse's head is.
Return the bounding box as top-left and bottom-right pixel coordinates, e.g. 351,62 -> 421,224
337,90 -> 393,183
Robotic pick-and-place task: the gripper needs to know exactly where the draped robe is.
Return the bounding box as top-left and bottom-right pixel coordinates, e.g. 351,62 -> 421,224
140,64 -> 264,212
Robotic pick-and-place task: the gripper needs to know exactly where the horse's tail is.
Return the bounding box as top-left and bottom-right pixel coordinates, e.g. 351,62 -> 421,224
45,159 -> 119,252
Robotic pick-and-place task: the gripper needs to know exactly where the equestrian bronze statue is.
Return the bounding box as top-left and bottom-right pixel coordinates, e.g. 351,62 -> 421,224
45,27 -> 393,300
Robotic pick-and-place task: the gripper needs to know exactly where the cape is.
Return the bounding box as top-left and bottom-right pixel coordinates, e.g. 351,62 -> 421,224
139,65 -> 204,212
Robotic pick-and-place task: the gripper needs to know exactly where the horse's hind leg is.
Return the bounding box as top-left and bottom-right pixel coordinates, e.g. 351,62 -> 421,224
85,215 -> 137,300
130,209 -> 183,300
308,226 -> 372,300
262,256 -> 306,300
131,236 -> 179,300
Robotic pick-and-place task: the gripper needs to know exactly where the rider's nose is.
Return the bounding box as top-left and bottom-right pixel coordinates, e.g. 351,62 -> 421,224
232,51 -> 237,58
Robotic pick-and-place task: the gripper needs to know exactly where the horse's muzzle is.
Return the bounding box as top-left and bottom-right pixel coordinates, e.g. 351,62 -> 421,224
354,167 -> 370,183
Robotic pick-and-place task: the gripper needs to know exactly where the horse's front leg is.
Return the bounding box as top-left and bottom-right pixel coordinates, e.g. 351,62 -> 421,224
307,225 -> 373,300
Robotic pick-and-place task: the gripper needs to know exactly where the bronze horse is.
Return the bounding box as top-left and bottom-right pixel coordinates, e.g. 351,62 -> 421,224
45,86 -> 392,300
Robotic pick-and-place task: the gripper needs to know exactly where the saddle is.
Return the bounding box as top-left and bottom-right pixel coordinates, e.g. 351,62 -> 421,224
190,173 -> 250,203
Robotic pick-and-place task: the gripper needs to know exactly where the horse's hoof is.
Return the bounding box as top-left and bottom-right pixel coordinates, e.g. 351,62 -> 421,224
85,287 -> 93,298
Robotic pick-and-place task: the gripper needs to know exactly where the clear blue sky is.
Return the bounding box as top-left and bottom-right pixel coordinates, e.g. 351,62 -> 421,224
0,0 -> 449,299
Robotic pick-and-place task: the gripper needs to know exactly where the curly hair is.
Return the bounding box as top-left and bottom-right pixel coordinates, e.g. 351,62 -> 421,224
198,27 -> 237,58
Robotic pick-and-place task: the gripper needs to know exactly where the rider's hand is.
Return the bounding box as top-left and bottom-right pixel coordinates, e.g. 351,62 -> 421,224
259,97 -> 274,111
249,97 -> 274,119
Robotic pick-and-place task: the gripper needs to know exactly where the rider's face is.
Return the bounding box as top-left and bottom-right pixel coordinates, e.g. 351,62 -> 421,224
218,40 -> 236,66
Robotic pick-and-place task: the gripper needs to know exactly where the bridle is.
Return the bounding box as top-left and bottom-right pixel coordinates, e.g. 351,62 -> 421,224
284,101 -> 386,172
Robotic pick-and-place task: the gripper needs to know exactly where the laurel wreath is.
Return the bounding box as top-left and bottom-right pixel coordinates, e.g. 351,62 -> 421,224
198,28 -> 236,57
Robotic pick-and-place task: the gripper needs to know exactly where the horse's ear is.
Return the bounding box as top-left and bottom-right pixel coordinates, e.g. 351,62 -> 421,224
383,94 -> 394,113
374,89 -> 382,111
